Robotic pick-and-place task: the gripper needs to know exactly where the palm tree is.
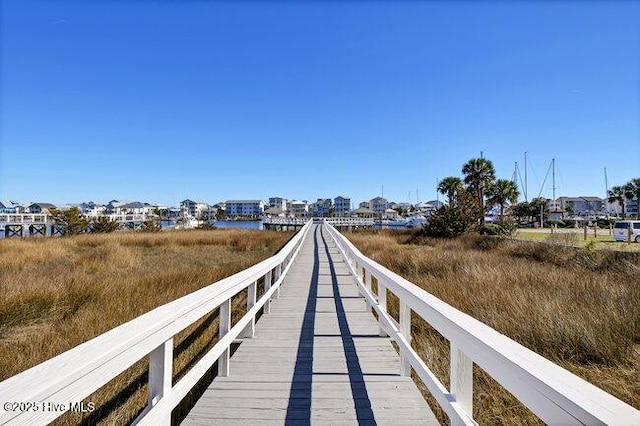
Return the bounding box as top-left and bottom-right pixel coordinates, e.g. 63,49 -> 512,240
487,179 -> 520,220
608,186 -> 627,218
462,158 -> 496,225
437,176 -> 463,206
624,179 -> 640,218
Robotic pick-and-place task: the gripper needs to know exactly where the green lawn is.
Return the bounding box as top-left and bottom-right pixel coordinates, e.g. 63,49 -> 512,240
515,230 -> 640,251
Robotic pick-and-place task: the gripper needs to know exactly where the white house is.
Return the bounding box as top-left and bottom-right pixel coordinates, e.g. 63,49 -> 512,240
289,201 -> 309,218
268,197 -> 287,211
225,200 -> 265,218
181,199 -> 210,219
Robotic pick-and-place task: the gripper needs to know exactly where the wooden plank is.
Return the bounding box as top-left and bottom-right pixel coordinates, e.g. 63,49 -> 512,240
184,224 -> 438,425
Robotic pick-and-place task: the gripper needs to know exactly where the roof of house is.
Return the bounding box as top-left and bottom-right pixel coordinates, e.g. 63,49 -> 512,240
29,202 -> 57,209
119,202 -> 151,209
353,207 -> 375,214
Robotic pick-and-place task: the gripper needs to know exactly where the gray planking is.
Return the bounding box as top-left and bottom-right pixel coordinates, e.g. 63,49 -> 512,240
182,224 -> 438,425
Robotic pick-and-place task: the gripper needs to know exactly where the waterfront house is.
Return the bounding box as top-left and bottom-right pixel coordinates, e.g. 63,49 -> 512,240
369,197 -> 389,217
268,197 -> 287,211
383,208 -> 399,219
264,207 -> 286,218
311,199 -> 332,217
119,201 -> 155,215
181,199 -> 210,219
26,203 -> 57,214
289,201 -> 309,218
225,200 -> 265,218
334,196 -> 351,217
0,200 -> 21,214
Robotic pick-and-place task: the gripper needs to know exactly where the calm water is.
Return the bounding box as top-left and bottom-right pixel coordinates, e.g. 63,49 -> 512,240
210,220 -> 263,230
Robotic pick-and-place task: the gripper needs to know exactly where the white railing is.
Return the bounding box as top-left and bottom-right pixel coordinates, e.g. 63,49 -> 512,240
262,217 -> 310,225
105,213 -> 149,223
0,221 -> 313,426
324,222 -> 640,426
324,217 -> 375,226
0,214 -> 49,224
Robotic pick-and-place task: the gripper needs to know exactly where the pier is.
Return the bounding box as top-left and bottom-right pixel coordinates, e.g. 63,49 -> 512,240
0,222 -> 638,425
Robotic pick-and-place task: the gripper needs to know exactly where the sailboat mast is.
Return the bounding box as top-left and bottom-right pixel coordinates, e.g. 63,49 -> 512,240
524,151 -> 528,202
604,167 -> 609,215
552,158 -> 556,203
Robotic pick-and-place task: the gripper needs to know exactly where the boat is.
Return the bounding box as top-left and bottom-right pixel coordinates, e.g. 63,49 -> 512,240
388,218 -> 409,227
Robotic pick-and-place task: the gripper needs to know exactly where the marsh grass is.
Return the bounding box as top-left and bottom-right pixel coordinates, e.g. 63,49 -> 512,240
0,229 -> 293,425
347,230 -> 639,424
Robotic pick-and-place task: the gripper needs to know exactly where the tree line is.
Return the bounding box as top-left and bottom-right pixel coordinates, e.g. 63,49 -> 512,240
49,207 -> 162,236
427,157 -> 519,237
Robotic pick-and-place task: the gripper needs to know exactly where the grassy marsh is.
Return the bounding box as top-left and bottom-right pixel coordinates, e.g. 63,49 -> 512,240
0,229 -> 293,424
347,230 -> 639,425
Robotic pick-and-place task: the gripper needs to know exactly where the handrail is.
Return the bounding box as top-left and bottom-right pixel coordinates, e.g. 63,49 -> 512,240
324,221 -> 640,425
0,221 -> 313,426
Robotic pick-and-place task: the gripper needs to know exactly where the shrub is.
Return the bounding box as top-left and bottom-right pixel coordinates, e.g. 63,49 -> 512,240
91,217 -> 121,233
140,219 -> 162,233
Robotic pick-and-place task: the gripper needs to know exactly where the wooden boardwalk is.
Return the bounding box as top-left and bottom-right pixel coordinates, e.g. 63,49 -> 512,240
184,224 -> 438,425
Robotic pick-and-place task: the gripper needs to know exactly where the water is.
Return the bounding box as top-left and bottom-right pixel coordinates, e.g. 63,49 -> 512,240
210,220 -> 263,230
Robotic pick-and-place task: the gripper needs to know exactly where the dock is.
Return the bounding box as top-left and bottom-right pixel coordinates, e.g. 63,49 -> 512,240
184,224 -> 437,425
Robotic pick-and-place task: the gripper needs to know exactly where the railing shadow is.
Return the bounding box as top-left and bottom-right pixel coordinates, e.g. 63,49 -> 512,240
284,225 -> 375,425
321,227 -> 375,423
285,225 -> 319,424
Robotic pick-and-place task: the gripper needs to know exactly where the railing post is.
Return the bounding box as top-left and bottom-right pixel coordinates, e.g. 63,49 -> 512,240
450,342 -> 473,419
275,264 -> 282,298
148,338 -> 173,426
264,270 -> 272,314
243,280 -> 257,338
364,269 -> 372,312
378,280 -> 388,337
218,298 -> 231,377
399,300 -> 412,376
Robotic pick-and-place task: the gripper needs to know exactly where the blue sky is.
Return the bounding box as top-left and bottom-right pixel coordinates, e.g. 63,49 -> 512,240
1,0 -> 639,207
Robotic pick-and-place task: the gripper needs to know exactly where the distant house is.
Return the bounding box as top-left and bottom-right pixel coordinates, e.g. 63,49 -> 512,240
225,200 -> 265,218
334,196 -> 351,217
359,201 -> 370,209
0,200 -> 21,214
414,201 -> 441,218
263,207 -> 286,218
288,201 -> 309,218
119,202 -> 154,215
311,199 -> 332,217
383,208 -> 399,219
105,200 -> 130,215
26,203 -> 57,214
181,199 -> 210,219
369,197 -> 389,217
268,197 -> 287,211
556,197 -> 604,216
352,207 -> 375,218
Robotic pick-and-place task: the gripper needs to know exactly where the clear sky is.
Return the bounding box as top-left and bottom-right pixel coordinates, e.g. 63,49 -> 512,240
1,0 -> 639,207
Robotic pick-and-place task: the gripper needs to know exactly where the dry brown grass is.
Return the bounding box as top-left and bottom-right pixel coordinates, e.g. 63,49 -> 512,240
347,230 -> 640,425
0,229 -> 293,425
